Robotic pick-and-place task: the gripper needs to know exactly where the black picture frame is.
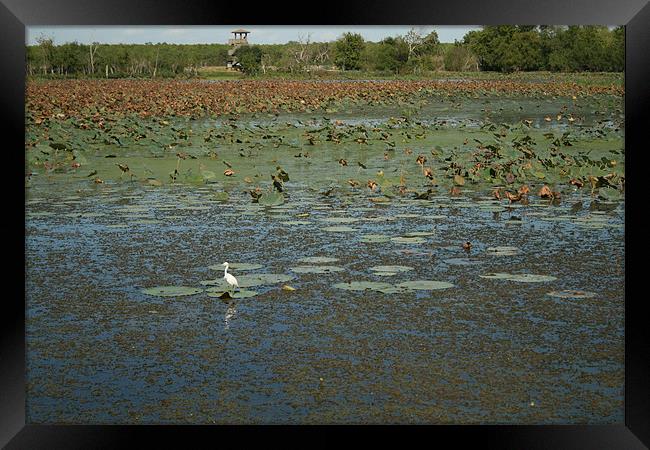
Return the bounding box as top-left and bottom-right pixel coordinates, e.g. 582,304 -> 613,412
2,0 -> 648,447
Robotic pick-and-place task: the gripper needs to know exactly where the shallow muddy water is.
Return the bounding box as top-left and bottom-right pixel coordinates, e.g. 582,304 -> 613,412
25,97 -> 624,424
25,186 -> 624,423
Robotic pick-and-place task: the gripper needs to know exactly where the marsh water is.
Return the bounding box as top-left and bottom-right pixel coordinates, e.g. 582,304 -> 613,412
25,95 -> 625,424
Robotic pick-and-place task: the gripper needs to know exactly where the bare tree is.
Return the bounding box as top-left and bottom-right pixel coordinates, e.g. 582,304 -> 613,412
313,42 -> 330,65
261,53 -> 272,74
291,34 -> 312,71
404,27 -> 427,60
88,42 -> 99,75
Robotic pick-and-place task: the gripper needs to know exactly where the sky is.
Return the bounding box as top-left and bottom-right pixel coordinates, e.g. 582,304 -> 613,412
26,26 -> 482,46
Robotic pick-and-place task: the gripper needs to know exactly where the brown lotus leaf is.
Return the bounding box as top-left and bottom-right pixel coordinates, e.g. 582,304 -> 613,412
538,185 -> 553,198
505,191 -> 521,202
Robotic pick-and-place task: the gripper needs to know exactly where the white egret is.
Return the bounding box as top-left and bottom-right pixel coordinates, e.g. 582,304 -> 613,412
221,262 -> 239,294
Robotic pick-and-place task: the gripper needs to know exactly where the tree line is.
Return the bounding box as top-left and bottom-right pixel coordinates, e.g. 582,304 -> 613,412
26,25 -> 624,78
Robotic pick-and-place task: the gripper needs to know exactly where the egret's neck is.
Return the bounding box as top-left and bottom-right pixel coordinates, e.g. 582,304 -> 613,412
223,264 -> 229,276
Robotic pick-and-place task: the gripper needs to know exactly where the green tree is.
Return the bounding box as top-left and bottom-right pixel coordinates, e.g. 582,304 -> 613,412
234,45 -> 263,74
443,42 -> 478,71
371,37 -> 409,73
334,32 -> 365,70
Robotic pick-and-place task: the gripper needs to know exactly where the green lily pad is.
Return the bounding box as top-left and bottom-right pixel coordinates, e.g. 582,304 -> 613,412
480,273 -> 557,282
391,236 -> 426,244
322,226 -> 356,232
397,280 -> 454,290
333,281 -> 393,291
258,192 -> 285,206
479,205 -> 507,213
141,286 -> 204,297
486,246 -> 520,256
443,258 -> 483,266
320,217 -> 360,224
370,265 -> 413,273
281,220 -> 311,225
298,256 -> 339,263
236,273 -> 294,287
213,191 -> 229,202
404,231 -> 435,237
360,234 -> 391,243
597,187 -> 623,201
372,272 -> 398,277
200,279 -> 227,287
546,290 -> 596,299
291,265 -> 345,274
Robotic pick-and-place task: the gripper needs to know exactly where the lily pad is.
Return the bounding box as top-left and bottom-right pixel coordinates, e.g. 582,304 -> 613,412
141,286 -> 204,297
397,280 -> 454,290
281,220 -> 311,225
546,290 -> 596,299
320,217 -> 360,224
480,273 -> 557,282
486,246 -> 520,256
333,281 -> 393,291
404,231 -> 435,237
443,258 -> 483,266
322,226 -> 356,232
213,191 -> 229,202
391,236 -> 426,244
298,256 -> 339,263
370,265 -> 413,273
236,273 -> 294,287
360,234 -> 391,243
291,265 -> 345,274
597,187 -> 623,201
258,192 -> 285,206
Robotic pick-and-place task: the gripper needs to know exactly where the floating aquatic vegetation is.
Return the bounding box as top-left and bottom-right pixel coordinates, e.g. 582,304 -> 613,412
280,220 -> 311,225
443,258 -> 483,266
213,191 -> 229,202
141,286 -> 204,297
486,246 -> 520,256
397,280 -> 455,290
480,273 -> 557,282
322,226 -> 356,232
258,192 -> 285,206
298,256 -> 339,263
546,290 -> 596,299
333,281 -> 393,291
404,231 -> 435,237
391,236 -> 427,244
320,217 -> 360,224
291,265 -> 345,274
235,273 -> 295,287
360,234 -> 391,243
370,265 -> 413,273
